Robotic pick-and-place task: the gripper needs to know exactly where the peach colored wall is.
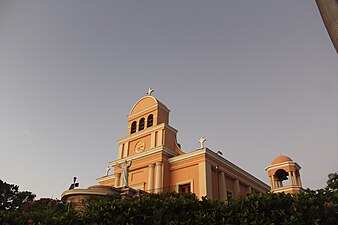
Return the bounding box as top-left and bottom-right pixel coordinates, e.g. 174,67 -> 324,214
163,156 -> 171,192
157,108 -> 169,124
113,152 -> 163,174
129,153 -> 163,169
239,183 -> 248,196
209,168 -> 251,200
128,134 -> 151,156
164,130 -> 176,151
130,168 -> 146,184
205,155 -> 268,194
211,169 -> 219,199
106,152 -> 166,190
130,97 -> 157,114
225,177 -> 234,194
128,109 -> 157,134
170,164 -> 199,194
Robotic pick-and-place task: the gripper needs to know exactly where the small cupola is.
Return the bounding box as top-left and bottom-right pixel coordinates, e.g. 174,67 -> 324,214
266,155 -> 303,194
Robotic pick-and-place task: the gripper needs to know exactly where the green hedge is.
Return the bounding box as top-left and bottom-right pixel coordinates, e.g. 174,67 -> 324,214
0,190 -> 337,225
224,189 -> 338,225
0,198 -> 81,225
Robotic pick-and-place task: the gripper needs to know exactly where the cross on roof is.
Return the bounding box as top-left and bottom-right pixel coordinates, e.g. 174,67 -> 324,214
199,137 -> 206,148
147,88 -> 154,96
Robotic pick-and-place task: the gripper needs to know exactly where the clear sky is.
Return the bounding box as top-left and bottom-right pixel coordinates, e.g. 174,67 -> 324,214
1,0 -> 337,198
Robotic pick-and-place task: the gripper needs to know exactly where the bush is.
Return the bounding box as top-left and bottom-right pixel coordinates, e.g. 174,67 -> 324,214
224,189 -> 338,225
0,189 -> 337,224
0,198 -> 81,225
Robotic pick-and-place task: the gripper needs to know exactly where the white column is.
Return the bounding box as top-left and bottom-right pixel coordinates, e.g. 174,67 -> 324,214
118,144 -> 123,159
147,164 -> 155,193
297,172 -> 302,187
247,186 -> 252,195
292,171 -> 297,185
123,142 -> 129,158
198,162 -> 207,198
219,171 -> 227,201
150,132 -> 156,148
269,176 -> 274,189
198,161 -> 212,199
234,179 -> 240,198
206,162 -> 212,198
288,171 -> 293,186
155,162 -> 163,193
114,173 -> 121,187
157,130 -> 163,146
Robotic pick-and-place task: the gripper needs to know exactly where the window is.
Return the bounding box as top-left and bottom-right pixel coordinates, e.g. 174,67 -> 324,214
147,114 -> 153,128
131,121 -> 137,134
178,183 -> 191,193
139,118 -> 145,131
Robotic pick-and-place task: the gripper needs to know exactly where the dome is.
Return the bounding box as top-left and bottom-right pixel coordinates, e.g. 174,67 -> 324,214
129,95 -> 169,115
271,155 -> 293,165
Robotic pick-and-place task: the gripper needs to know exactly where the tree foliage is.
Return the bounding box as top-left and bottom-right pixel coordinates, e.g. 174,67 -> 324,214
0,198 -> 81,225
83,192 -> 226,225
224,189 -> 338,225
327,172 -> 338,192
0,179 -> 35,210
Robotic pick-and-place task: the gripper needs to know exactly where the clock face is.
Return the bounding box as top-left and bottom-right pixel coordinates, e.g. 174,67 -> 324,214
135,140 -> 145,153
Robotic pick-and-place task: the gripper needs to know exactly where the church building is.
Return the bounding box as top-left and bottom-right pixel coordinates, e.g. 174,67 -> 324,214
96,90 -> 270,200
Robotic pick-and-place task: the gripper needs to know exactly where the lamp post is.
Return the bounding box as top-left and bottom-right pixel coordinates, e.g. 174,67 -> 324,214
68,177 -> 79,190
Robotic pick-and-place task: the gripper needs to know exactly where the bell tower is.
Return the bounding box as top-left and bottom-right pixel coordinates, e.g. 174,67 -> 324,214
266,155 -> 303,194
96,89 -> 184,192
117,90 -> 183,159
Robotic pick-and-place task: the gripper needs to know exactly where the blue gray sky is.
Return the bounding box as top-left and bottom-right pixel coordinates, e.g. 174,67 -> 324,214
1,0 -> 337,198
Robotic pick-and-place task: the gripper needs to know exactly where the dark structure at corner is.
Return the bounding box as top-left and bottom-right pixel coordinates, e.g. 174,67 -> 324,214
316,0 -> 338,54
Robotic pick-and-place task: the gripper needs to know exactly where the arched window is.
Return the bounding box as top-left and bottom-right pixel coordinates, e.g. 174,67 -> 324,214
131,121 -> 137,134
139,118 -> 145,131
147,114 -> 153,128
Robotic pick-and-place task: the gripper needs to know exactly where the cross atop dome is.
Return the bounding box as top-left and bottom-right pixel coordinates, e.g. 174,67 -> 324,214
147,88 -> 154,96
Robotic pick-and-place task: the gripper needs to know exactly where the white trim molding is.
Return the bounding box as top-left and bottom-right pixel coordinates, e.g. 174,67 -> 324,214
96,174 -> 115,183
265,161 -> 301,171
118,123 -> 178,144
109,146 -> 178,166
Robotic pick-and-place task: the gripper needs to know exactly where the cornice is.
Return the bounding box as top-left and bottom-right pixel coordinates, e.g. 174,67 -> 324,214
61,188 -> 117,199
96,174 -> 115,183
118,123 -> 177,143
128,101 -> 170,120
205,149 -> 270,190
128,104 -> 158,120
168,148 -> 206,163
109,146 -> 178,166
265,161 -> 301,171
272,186 -> 303,193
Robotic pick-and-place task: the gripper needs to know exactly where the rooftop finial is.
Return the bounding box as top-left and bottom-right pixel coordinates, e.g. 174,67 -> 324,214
199,137 -> 206,148
147,88 -> 154,96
